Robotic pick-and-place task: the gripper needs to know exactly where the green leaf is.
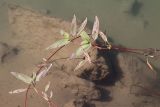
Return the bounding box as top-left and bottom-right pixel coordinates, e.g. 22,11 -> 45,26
46,39 -> 70,50
80,31 -> 90,42
11,72 -> 33,84
77,17 -> 87,35
76,43 -> 91,56
81,40 -> 89,45
70,14 -> 77,36
60,30 -> 70,39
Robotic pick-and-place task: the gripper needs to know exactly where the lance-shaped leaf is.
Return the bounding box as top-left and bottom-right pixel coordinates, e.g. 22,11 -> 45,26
81,40 -> 89,45
70,14 -> 77,36
74,59 -> 87,71
11,72 -> 33,84
77,17 -> 87,35
45,81 -> 50,92
99,31 -> 111,49
80,31 -> 90,42
9,88 -> 27,94
92,16 -> 99,40
46,39 -> 70,50
99,31 -> 110,44
76,43 -> 91,56
36,64 -> 52,81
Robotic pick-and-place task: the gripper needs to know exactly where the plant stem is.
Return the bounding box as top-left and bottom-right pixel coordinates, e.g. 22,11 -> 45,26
25,35 -> 81,107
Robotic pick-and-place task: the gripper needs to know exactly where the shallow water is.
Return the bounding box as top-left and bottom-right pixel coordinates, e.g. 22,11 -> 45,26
1,0 -> 160,67
0,0 -> 160,48
0,0 -> 160,107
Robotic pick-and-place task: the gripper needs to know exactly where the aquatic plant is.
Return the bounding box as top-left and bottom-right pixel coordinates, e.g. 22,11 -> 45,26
9,15 -> 160,107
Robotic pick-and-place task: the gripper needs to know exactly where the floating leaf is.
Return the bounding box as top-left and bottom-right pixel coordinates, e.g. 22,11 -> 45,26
9,88 -> 27,94
80,31 -> 90,42
36,64 -> 52,81
45,81 -> 50,92
77,17 -> 87,35
70,14 -> 77,36
11,72 -> 33,84
74,60 -> 87,71
92,16 -> 99,40
76,43 -> 91,56
46,39 -> 70,50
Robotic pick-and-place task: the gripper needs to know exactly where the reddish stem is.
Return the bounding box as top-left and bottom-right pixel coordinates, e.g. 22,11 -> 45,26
24,36 -> 81,107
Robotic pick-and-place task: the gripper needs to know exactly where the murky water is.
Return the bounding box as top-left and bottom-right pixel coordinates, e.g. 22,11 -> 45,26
0,0 -> 160,107
1,0 -> 160,68
0,0 -> 160,48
